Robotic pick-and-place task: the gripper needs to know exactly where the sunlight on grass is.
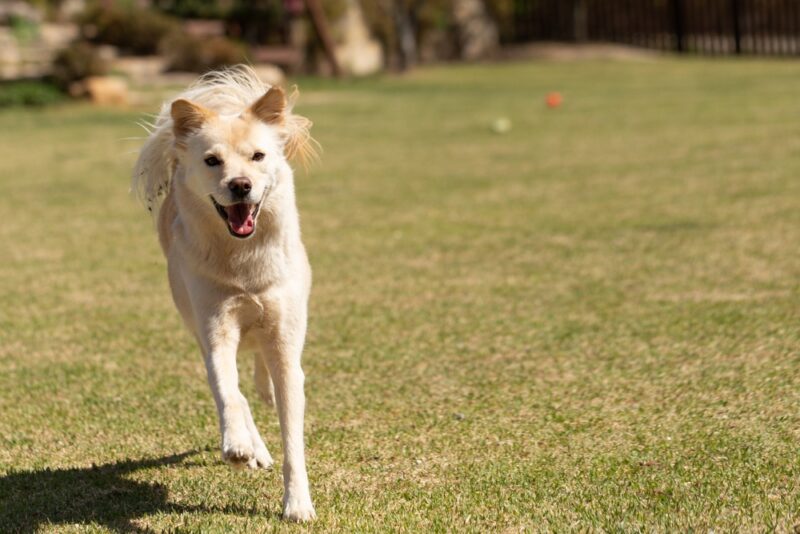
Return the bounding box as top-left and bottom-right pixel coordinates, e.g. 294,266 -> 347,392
1,58 -> 800,531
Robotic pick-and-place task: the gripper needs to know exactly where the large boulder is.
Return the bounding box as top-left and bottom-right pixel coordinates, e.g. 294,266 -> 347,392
71,75 -> 129,106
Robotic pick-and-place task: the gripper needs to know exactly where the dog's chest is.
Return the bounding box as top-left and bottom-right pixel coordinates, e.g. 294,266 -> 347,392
234,292 -> 270,333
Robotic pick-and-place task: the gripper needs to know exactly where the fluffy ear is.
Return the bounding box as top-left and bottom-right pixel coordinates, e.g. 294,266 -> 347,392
249,86 -> 286,125
171,99 -> 212,142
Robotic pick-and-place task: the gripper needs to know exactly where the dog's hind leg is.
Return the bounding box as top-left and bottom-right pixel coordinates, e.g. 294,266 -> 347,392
239,391 -> 274,469
254,351 -> 275,407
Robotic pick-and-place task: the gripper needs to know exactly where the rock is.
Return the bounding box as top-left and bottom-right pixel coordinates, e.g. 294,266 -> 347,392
0,29 -> 22,79
452,0 -> 499,60
252,64 -> 286,87
111,56 -> 167,85
94,45 -> 119,64
333,0 -> 384,76
57,0 -> 87,20
111,56 -> 285,89
0,22 -> 79,81
0,1 -> 41,24
39,23 -> 78,50
84,76 -> 129,106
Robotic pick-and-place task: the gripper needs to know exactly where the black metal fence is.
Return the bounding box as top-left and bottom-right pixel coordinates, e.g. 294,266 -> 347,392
509,0 -> 800,55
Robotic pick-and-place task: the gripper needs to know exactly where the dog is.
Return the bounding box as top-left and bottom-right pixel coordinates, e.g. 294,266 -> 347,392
132,66 -> 318,521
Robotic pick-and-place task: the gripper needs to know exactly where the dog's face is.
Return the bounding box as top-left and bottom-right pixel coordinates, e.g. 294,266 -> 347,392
171,88 -> 288,239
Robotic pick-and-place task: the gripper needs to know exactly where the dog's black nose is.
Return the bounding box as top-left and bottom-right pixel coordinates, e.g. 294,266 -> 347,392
228,177 -> 252,199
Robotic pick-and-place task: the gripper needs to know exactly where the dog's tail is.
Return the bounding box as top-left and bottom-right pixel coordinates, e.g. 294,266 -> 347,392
131,65 -> 318,220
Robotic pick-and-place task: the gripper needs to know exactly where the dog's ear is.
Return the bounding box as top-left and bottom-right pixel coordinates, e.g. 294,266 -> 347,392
171,99 -> 212,142
250,86 -> 318,167
249,87 -> 286,125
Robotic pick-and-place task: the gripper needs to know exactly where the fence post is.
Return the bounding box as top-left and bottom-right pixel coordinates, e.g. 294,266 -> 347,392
731,0 -> 742,54
672,0 -> 685,52
573,0 -> 588,42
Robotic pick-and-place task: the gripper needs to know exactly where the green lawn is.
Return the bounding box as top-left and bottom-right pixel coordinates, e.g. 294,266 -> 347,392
1,57 -> 800,532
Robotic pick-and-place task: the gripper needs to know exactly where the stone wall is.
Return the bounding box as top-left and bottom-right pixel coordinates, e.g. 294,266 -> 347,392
0,23 -> 78,80
0,1 -> 79,81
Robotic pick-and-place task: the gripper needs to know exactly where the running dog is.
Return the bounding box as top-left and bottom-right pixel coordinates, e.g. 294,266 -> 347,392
132,66 -> 318,521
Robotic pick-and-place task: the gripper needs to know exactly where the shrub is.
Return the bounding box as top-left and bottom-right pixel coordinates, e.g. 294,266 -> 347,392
51,41 -> 108,91
78,5 -> 179,55
0,81 -> 64,108
161,33 -> 248,73
225,1 -> 285,45
155,0 -> 292,46
153,0 -> 229,19
8,14 -> 40,44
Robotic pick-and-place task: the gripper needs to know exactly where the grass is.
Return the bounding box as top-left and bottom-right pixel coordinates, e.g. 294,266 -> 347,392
1,57 -> 800,532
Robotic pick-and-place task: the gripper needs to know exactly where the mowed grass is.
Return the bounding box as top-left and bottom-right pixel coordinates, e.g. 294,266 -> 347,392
1,57 -> 800,532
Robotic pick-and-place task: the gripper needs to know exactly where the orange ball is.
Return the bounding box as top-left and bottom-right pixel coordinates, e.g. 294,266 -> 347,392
546,92 -> 563,108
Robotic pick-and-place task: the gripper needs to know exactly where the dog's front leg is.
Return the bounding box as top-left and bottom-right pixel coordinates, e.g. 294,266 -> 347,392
260,299 -> 316,522
198,313 -> 255,468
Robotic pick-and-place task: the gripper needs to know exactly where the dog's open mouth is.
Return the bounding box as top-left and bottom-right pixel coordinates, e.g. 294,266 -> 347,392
211,196 -> 260,239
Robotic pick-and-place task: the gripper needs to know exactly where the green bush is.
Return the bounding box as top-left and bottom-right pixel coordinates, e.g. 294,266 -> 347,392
51,41 -> 108,91
226,1 -> 285,45
161,33 -> 248,73
484,0 -> 515,42
78,5 -> 179,55
155,0 -> 289,46
8,14 -> 40,44
153,0 -> 229,19
0,81 -> 64,108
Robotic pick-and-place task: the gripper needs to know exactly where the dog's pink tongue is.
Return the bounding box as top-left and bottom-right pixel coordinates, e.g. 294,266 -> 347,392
226,204 -> 255,236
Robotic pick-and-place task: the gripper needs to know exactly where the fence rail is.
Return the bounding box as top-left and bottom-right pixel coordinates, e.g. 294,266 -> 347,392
510,0 -> 800,55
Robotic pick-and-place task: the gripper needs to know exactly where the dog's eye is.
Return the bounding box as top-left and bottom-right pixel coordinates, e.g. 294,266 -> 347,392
252,151 -> 265,162
204,156 -> 221,167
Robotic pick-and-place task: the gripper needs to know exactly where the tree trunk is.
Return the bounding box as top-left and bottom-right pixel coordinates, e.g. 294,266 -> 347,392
394,3 -> 418,70
306,0 -> 342,77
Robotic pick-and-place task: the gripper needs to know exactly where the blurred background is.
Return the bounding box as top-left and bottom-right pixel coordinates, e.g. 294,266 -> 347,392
3,1 -> 800,531
1,0 -> 799,105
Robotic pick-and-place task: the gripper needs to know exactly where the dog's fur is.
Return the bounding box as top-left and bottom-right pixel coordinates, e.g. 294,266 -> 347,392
133,66 -> 317,521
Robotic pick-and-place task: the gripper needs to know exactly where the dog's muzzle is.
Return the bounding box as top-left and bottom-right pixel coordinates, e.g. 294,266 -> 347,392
210,195 -> 262,239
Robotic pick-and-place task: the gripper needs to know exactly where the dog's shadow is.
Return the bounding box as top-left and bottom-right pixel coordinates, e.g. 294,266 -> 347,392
0,449 -> 255,533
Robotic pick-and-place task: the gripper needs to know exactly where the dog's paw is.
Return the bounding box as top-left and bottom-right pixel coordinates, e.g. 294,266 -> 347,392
248,442 -> 274,470
282,495 -> 316,522
222,432 -> 255,469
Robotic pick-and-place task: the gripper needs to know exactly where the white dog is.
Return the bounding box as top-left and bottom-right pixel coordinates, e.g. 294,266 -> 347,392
132,66 -> 318,521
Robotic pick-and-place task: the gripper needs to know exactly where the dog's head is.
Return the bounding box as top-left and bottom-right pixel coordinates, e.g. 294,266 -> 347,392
170,87 -> 309,240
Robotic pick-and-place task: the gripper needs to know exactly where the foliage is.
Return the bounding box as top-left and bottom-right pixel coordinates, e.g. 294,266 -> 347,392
226,0 -> 285,45
78,4 -> 180,55
8,14 -> 40,44
153,0 -> 229,19
484,0 -> 515,41
161,33 -> 248,73
0,81 -> 63,108
50,41 -> 108,91
154,0 -> 287,45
